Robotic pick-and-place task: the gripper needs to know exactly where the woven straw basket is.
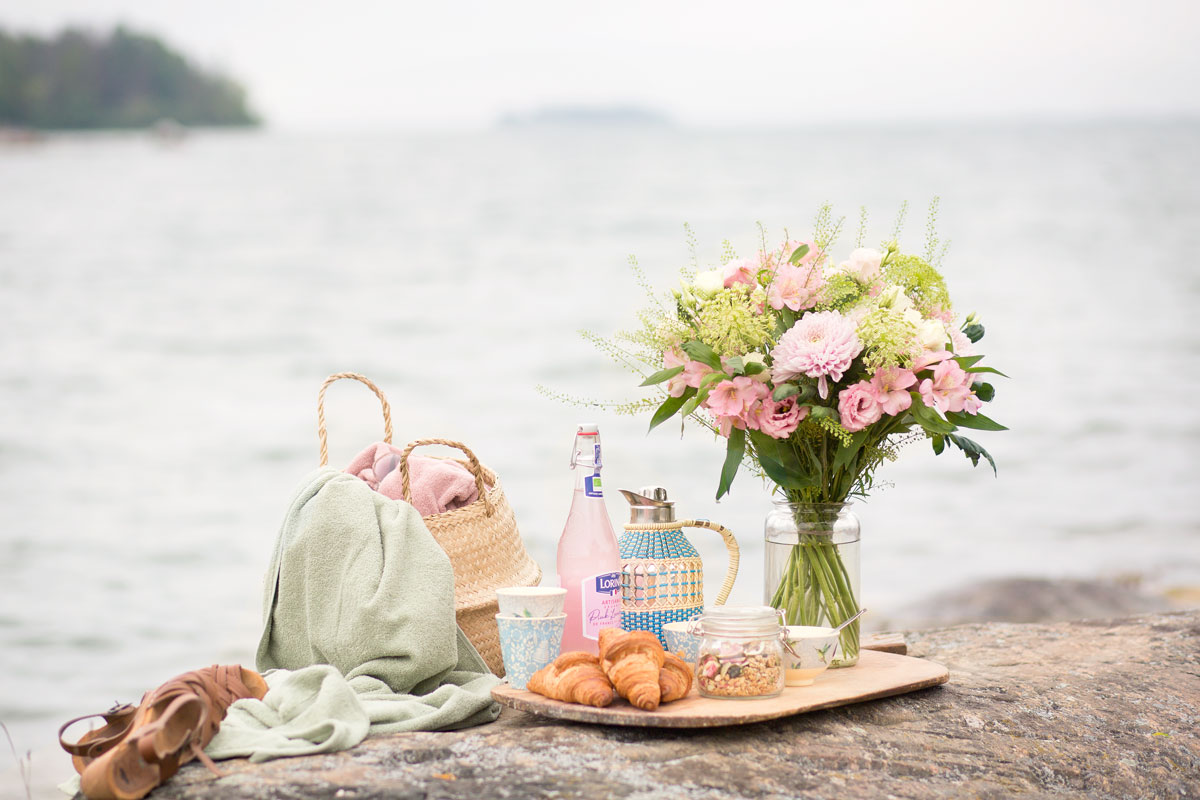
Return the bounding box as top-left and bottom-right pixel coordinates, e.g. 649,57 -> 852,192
317,372 -> 541,675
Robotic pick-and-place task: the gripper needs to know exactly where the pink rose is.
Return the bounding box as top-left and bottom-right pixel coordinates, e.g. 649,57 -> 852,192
837,381 -> 883,432
748,395 -> 809,439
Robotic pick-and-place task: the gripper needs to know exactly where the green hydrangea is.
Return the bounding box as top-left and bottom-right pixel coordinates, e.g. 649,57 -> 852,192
815,273 -> 865,313
856,306 -> 920,371
695,288 -> 774,357
881,254 -> 951,313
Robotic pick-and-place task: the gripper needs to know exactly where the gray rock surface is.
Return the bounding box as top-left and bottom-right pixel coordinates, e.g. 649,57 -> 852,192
100,611 -> 1200,799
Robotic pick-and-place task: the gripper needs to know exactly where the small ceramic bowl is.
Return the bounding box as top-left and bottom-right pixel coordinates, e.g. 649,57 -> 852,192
495,612 -> 566,690
662,621 -> 701,664
495,586 -> 567,618
783,625 -> 841,686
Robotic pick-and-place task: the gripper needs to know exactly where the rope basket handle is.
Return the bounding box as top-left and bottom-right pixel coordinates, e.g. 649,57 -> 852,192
317,372 -> 393,467
399,438 -> 495,517
678,519 -> 741,606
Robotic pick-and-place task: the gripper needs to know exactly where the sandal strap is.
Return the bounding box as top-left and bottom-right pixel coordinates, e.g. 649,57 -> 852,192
57,703 -> 137,757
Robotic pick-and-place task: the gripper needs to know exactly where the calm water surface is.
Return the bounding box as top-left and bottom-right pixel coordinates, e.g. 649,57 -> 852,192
1,123 -> 1198,787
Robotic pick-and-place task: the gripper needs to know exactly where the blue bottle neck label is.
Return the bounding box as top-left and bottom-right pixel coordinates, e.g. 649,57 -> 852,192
585,473 -> 603,498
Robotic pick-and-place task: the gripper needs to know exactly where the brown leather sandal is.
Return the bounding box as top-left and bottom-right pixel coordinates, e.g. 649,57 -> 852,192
62,665 -> 267,800
59,702 -> 139,774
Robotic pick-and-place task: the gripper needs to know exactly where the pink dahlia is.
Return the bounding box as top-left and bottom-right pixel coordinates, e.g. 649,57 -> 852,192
767,263 -> 825,312
771,311 -> 864,399
838,381 -> 883,432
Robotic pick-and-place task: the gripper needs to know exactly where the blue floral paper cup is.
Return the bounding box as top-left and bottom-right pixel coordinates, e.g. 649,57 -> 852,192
495,613 -> 566,690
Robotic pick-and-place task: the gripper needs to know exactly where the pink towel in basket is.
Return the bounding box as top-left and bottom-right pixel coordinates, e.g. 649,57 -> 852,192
345,442 -> 480,516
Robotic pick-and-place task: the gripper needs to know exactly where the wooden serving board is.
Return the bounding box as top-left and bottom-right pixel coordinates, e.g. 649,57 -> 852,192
491,648 -> 947,729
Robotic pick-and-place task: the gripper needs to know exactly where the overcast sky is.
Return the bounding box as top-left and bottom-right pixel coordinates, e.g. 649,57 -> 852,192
2,0 -> 1198,129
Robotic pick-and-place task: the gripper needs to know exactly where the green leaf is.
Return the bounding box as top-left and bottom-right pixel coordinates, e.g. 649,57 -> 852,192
947,433 -> 997,475
962,322 -> 985,343
680,387 -> 710,417
831,430 -> 869,473
638,365 -> 684,387
945,411 -> 1008,431
772,383 -> 799,401
699,371 -> 728,390
757,452 -> 818,490
788,244 -> 811,265
964,365 -> 1009,378
681,340 -> 722,370
909,396 -> 958,435
975,382 -> 995,402
723,356 -> 745,375
952,355 -> 984,369
931,434 -> 945,455
716,428 -> 746,500
648,389 -> 693,432
743,361 -> 765,376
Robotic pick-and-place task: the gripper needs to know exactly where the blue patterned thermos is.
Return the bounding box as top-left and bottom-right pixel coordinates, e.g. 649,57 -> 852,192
617,487 -> 740,649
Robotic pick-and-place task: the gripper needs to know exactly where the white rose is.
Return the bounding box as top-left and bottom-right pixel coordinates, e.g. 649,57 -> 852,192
917,319 -> 950,350
742,352 -> 767,367
693,269 -> 725,297
839,247 -> 883,282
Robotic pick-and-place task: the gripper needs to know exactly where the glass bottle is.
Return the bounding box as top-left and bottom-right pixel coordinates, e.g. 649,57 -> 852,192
557,424 -> 622,654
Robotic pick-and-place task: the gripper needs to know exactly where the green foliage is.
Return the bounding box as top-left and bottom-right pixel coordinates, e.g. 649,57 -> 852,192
0,25 -> 257,129
881,254 -> 952,313
717,428 -> 746,500
815,273 -> 863,313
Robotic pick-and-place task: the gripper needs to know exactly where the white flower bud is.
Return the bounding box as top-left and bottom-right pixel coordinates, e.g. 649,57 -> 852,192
693,269 -> 725,297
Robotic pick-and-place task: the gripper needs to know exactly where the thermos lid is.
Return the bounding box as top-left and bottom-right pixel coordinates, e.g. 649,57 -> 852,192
619,486 -> 676,524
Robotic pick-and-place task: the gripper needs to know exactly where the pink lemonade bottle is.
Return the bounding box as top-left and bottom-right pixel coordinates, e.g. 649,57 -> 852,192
557,424 -> 622,654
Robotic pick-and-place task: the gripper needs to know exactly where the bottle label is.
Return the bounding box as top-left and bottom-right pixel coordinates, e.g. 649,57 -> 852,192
581,570 -> 622,640
585,473 -> 603,498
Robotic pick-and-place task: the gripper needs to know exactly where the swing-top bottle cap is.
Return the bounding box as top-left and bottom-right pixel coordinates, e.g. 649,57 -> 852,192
619,486 -> 676,524
576,423 -> 600,435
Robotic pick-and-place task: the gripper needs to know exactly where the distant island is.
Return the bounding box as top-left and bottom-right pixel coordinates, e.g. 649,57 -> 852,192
0,25 -> 258,130
498,105 -> 671,128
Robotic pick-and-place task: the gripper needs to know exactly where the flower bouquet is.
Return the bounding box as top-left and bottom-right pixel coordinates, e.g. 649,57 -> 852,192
586,204 -> 1007,664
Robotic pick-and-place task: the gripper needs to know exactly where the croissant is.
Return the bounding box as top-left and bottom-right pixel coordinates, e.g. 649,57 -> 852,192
598,628 -> 665,711
526,651 -> 615,708
658,651 -> 692,703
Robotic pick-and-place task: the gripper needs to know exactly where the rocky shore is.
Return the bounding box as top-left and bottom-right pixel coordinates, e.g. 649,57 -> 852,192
127,610 -> 1198,800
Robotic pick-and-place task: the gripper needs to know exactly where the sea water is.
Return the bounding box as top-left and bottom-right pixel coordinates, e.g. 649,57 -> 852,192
1,122 -> 1198,786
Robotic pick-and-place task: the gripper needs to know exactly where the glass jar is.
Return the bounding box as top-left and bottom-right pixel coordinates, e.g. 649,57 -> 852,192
692,606 -> 785,699
763,502 -> 861,667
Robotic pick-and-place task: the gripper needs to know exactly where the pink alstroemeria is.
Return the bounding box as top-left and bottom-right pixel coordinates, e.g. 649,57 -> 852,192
912,349 -> 954,372
919,360 -> 976,414
715,414 -> 747,438
767,263 -> 825,312
838,381 -> 883,432
706,376 -> 768,418
870,366 -> 917,416
663,349 -> 716,397
722,258 -> 758,289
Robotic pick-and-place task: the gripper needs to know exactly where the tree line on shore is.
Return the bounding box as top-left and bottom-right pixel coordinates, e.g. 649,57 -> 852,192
0,25 -> 258,130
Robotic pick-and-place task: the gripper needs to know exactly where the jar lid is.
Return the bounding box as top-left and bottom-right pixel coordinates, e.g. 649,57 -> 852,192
695,605 -> 781,637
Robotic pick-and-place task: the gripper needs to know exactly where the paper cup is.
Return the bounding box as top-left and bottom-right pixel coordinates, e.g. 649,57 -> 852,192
662,621 -> 701,664
495,586 -> 567,617
495,613 -> 566,690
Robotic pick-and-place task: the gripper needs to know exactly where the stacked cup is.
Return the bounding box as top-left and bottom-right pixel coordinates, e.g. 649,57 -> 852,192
494,587 -> 567,690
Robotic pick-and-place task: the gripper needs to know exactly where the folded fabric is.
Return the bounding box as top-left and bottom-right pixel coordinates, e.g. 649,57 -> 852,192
230,468 -> 499,761
345,441 -> 480,515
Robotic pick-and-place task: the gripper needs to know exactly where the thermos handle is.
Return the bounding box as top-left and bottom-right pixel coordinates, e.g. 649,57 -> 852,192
678,519 -> 740,606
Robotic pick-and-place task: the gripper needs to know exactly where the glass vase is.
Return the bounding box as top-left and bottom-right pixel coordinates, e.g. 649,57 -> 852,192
764,502 -> 861,667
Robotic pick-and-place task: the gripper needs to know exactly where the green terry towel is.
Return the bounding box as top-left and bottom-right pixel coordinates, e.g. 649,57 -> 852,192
207,468 -> 500,762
